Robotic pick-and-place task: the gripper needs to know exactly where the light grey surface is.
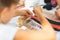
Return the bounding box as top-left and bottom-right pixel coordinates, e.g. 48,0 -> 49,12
56,31 -> 60,40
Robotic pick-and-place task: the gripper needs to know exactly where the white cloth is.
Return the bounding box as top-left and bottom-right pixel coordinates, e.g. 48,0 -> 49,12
0,16 -> 20,40
0,24 -> 18,40
25,0 -> 46,7
25,0 -> 40,7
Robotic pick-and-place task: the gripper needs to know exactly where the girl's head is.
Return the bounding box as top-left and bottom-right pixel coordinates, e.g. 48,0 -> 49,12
0,0 -> 19,23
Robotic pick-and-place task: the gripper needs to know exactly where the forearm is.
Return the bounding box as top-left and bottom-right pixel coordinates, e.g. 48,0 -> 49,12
57,0 -> 60,7
35,11 -> 51,27
14,30 -> 56,40
15,10 -> 22,16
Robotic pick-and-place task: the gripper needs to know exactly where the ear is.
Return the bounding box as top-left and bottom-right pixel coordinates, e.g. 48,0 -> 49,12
0,7 -> 9,24
1,7 -> 8,15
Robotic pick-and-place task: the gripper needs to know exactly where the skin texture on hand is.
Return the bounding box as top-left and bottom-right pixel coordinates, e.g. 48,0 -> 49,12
55,9 -> 60,19
16,10 -> 32,17
14,6 -> 56,40
57,0 -> 60,7
19,0 -> 25,6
